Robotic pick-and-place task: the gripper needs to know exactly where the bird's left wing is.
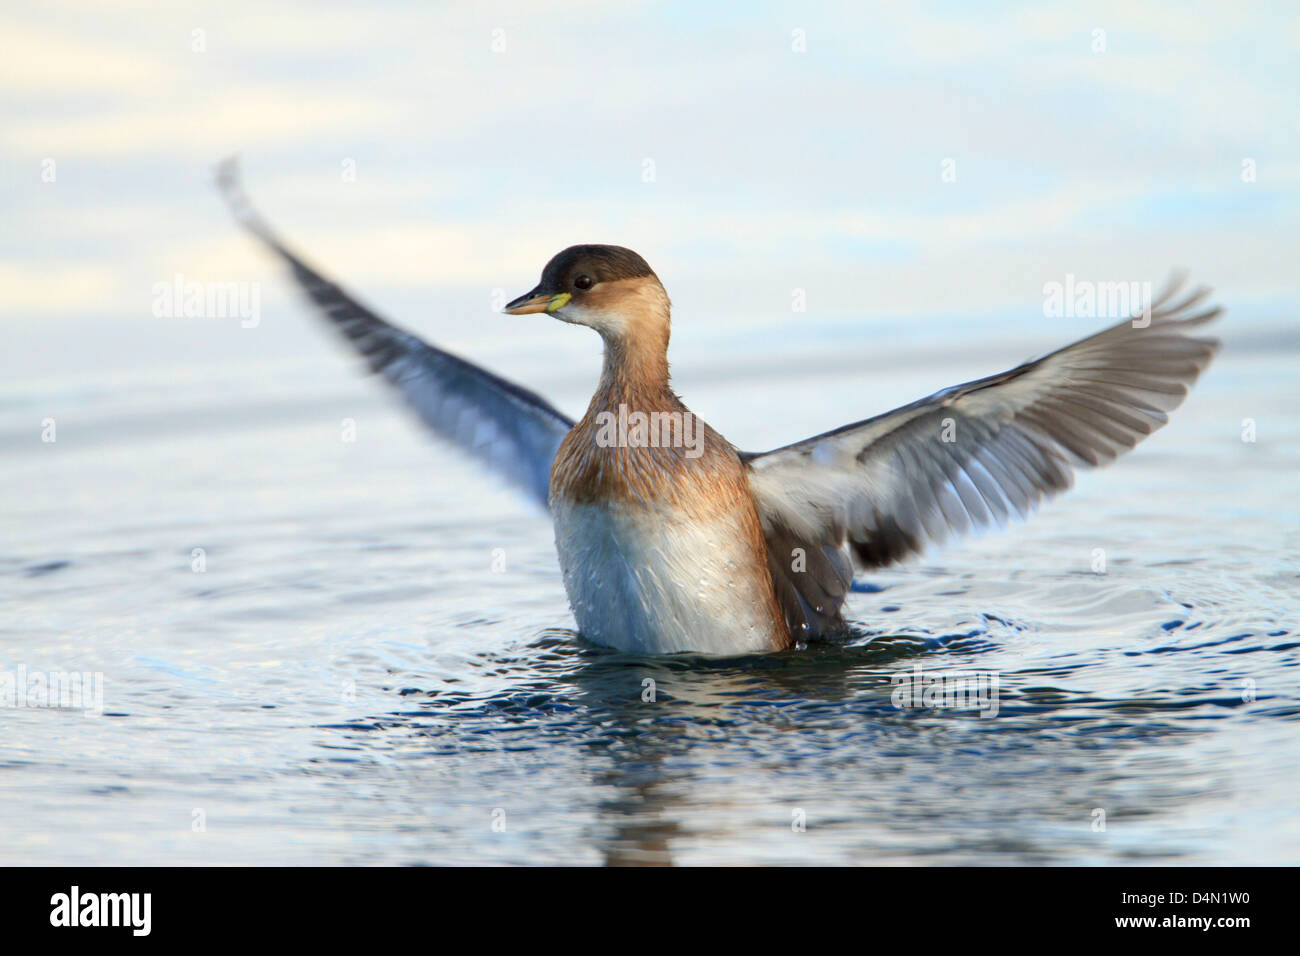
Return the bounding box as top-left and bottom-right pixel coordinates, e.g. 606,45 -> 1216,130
216,160 -> 573,509
742,276 -> 1222,637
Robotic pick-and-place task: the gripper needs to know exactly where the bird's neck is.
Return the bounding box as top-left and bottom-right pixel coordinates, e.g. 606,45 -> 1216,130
591,302 -> 674,413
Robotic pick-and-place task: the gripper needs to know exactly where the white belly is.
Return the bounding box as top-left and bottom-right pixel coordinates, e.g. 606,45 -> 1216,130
551,499 -> 784,655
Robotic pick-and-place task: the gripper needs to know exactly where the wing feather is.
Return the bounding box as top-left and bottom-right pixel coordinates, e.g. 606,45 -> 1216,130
744,276 -> 1222,637
216,160 -> 573,509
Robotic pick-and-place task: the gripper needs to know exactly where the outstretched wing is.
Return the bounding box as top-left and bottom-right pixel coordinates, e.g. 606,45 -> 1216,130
216,159 -> 573,509
744,277 -> 1222,637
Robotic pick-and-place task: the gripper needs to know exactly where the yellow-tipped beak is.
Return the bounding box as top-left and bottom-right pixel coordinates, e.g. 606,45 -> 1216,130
503,290 -> 571,315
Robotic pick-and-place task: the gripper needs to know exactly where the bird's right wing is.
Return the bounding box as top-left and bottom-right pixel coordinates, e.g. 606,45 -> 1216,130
216,160 -> 574,509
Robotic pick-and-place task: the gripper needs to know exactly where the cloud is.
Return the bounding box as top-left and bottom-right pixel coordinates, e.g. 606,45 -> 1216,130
3,87 -> 411,156
1,0 -> 1296,348
0,15 -> 173,94
0,263 -> 122,313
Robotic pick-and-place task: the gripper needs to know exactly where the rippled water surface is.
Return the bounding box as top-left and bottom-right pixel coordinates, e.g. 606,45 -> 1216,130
3,317 -> 1297,865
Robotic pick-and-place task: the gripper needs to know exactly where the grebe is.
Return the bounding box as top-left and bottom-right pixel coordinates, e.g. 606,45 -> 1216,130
218,161 -> 1221,655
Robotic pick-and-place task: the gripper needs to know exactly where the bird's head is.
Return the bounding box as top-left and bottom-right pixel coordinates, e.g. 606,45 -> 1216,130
503,245 -> 669,344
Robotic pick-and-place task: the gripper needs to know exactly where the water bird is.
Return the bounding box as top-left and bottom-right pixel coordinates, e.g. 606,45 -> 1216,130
217,161 -> 1221,655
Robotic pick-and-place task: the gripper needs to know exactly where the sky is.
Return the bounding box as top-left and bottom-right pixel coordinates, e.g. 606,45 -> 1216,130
2,0 -> 1297,388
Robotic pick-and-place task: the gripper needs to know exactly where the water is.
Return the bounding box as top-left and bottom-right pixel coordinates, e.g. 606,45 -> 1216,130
2,316 -> 1297,865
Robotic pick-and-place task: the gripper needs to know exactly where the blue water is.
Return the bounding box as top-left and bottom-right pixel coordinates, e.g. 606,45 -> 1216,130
2,316 -> 1297,864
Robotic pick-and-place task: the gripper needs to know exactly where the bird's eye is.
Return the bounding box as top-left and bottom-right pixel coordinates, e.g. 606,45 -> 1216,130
574,274 -> 593,290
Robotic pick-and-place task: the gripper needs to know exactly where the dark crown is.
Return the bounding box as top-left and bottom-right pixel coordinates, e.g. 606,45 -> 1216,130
539,245 -> 656,290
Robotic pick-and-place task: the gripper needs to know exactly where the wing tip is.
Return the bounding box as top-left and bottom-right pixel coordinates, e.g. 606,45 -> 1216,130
1145,272 -> 1225,329
214,155 -> 278,245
